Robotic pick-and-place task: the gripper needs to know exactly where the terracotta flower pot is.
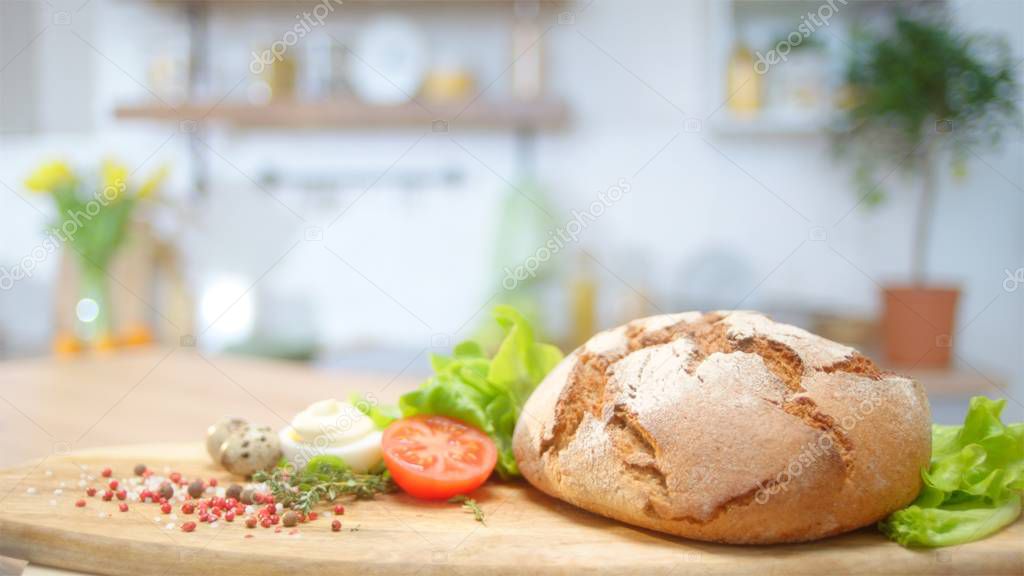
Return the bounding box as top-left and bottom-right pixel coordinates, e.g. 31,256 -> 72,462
881,285 -> 960,369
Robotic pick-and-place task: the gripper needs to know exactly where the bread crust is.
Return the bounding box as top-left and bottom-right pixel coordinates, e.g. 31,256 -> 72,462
513,311 -> 931,544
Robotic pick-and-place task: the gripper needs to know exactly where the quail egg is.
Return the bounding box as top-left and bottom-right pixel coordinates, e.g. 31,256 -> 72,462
219,425 -> 282,477
206,417 -> 249,462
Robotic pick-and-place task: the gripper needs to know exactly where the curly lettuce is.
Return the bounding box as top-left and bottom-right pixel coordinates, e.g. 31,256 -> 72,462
398,305 -> 563,479
881,396 -> 1024,547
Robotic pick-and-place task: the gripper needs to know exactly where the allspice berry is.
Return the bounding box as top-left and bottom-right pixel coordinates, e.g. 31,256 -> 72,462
158,482 -> 174,501
226,484 -> 243,501
240,488 -> 255,505
187,479 -> 204,499
282,511 -> 299,528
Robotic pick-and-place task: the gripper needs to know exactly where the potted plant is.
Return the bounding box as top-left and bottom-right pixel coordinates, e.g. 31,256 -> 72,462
834,15 -> 1019,368
24,159 -> 167,353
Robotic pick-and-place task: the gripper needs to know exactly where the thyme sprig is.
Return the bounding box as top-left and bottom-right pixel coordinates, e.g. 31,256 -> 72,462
253,460 -> 394,515
449,495 -> 486,525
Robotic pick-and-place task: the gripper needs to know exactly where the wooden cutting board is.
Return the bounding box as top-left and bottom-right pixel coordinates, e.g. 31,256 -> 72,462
0,444 -> 1021,576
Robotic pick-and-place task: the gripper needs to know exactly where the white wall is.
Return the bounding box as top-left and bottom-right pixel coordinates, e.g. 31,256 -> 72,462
0,0 -> 1021,416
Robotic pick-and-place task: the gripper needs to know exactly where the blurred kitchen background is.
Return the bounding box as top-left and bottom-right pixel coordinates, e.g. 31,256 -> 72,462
1,0 -> 1021,423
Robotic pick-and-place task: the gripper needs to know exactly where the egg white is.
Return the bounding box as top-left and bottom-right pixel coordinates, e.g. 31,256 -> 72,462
279,428 -> 383,473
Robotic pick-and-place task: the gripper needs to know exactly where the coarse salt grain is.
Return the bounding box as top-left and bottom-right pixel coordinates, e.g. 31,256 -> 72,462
44,470 -> 53,477
275,503 -> 283,513
77,480 -> 87,488
53,489 -> 63,496
48,499 -> 57,506
59,481 -> 66,488
26,487 -> 37,495
165,523 -> 175,530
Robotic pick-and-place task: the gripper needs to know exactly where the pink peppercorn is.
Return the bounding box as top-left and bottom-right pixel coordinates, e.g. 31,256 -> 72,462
118,503 -> 129,513
86,487 -> 97,497
333,504 -> 345,515
161,503 -> 172,514
101,468 -> 112,478
331,520 -> 341,532
75,499 -> 86,508
181,521 -> 196,533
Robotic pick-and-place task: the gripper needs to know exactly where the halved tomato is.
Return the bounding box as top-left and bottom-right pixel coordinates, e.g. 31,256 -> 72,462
381,415 -> 497,500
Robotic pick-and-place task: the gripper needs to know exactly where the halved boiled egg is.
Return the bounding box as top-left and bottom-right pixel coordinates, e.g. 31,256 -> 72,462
278,399 -> 383,473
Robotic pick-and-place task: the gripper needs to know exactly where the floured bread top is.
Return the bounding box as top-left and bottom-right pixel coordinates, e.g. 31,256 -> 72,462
531,311 -> 920,525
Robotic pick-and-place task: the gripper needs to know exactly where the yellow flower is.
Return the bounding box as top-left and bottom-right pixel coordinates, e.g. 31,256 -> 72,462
101,158 -> 130,201
25,160 -> 75,193
138,164 -> 170,199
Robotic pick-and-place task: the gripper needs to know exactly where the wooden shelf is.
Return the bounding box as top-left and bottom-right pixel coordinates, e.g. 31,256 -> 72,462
114,99 -> 569,130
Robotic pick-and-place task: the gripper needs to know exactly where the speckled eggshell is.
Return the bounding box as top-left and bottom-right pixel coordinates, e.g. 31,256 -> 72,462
206,418 -> 249,462
219,425 -> 282,477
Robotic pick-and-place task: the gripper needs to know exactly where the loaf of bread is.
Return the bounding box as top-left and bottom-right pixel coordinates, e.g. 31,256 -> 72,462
513,311 -> 931,544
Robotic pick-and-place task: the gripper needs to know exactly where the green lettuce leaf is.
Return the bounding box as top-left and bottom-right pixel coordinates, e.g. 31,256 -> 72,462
881,396 -> 1024,547
349,393 -> 401,429
399,305 -> 563,479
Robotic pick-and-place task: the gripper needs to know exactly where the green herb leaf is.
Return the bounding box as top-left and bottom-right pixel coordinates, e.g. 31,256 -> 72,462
349,393 -> 401,429
881,396 -> 1024,547
449,495 -> 486,525
253,464 -> 394,515
398,306 -> 563,478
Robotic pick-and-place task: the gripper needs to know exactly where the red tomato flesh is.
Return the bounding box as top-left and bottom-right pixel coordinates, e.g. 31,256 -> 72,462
382,415 -> 497,500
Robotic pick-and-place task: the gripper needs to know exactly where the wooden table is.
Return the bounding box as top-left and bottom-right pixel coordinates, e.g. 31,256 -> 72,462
2,349 -> 1021,576
0,348 -> 418,576
0,348 -> 417,471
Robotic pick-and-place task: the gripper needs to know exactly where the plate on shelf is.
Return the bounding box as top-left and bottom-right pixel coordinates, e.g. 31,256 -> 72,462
349,16 -> 428,105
